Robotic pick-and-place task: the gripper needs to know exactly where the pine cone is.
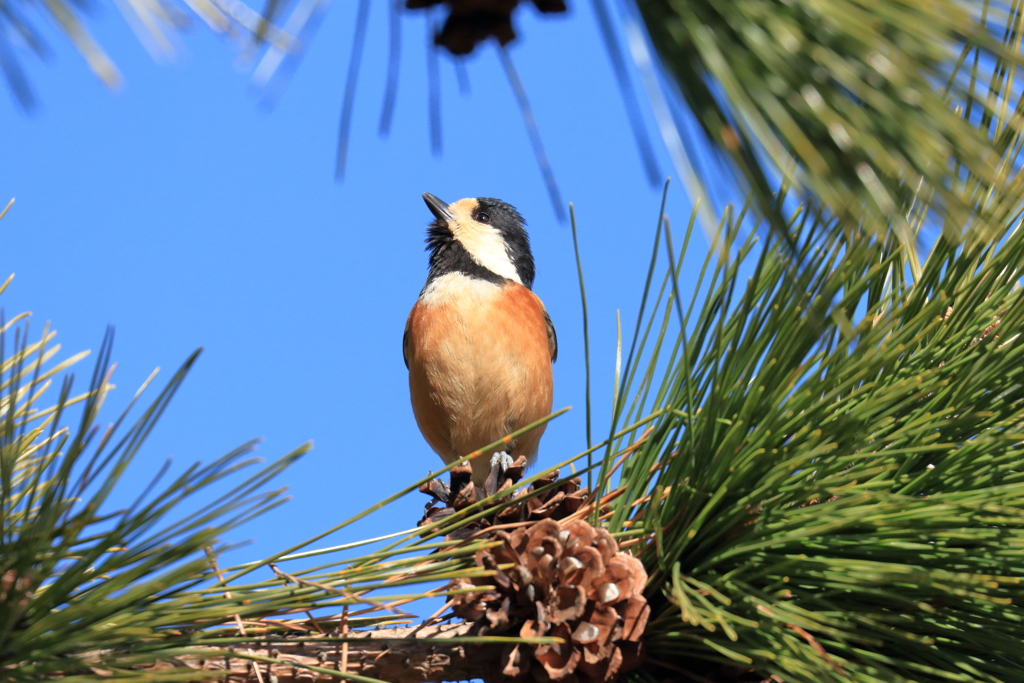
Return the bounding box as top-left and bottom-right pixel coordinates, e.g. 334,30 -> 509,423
419,457 -> 589,539
405,0 -> 568,55
0,569 -> 35,652
449,518 -> 649,682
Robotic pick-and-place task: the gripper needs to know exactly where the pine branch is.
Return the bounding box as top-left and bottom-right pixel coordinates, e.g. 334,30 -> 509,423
113,623 -> 500,683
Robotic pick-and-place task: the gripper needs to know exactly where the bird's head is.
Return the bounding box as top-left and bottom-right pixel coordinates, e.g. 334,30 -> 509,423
422,193 -> 535,289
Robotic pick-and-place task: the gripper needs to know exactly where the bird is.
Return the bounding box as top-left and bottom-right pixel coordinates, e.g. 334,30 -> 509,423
404,193 -> 557,487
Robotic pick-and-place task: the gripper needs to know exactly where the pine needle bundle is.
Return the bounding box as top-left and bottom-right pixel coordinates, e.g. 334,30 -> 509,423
632,0 -> 1024,254
586,195 -> 1024,681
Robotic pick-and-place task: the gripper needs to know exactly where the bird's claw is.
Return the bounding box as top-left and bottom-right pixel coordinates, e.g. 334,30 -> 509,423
484,451 -> 515,496
490,451 -> 514,471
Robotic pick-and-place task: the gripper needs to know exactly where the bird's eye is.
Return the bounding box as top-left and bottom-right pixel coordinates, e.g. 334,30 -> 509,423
476,212 -> 491,224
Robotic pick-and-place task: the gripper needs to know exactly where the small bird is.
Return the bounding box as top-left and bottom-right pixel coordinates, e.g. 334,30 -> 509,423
404,193 -> 556,487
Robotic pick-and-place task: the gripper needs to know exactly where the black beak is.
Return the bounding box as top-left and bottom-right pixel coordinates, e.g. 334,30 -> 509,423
422,193 -> 452,222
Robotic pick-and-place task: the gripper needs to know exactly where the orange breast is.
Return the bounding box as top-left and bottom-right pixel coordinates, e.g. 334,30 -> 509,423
406,275 -> 554,484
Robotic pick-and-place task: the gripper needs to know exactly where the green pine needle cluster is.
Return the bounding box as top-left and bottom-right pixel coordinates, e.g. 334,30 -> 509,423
591,192 -> 1024,682
634,0 -> 1024,254
0,312 -> 320,679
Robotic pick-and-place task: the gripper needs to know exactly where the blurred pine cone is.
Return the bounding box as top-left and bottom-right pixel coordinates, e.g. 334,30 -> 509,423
406,0 -> 568,55
0,569 -> 34,659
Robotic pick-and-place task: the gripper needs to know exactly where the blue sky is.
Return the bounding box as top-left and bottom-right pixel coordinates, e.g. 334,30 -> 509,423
0,1 -> 711,587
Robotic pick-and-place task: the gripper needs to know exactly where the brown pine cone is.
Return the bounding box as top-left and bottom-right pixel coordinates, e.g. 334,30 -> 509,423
418,457 -> 589,540
449,518 -> 649,682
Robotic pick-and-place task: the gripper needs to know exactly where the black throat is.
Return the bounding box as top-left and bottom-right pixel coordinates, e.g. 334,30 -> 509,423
423,220 -> 507,288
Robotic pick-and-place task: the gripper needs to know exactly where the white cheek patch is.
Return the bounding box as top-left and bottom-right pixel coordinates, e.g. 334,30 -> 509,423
449,200 -> 521,284
464,229 -> 520,283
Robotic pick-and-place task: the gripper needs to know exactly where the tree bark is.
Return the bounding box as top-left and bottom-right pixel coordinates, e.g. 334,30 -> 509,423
138,623 -> 504,683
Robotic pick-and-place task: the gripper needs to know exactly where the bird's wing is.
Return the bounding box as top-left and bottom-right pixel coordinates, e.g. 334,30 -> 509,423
544,309 -> 558,363
403,323 -> 410,369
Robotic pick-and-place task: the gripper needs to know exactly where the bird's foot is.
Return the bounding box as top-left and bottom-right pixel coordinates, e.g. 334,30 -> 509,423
484,451 -> 515,496
491,451 -> 515,470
